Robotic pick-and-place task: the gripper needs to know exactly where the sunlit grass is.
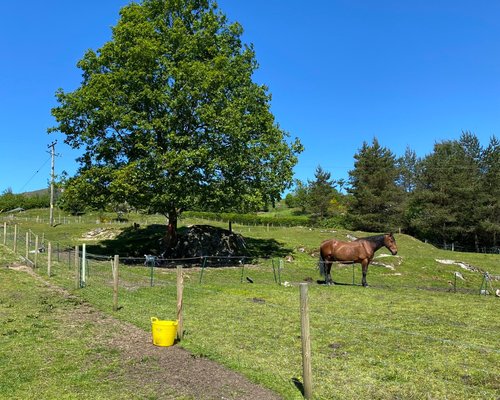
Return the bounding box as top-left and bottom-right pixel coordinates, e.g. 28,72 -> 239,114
1,209 -> 499,399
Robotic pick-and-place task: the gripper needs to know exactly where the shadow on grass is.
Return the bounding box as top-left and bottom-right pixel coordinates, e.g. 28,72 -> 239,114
85,224 -> 292,259
243,236 -> 291,259
86,224 -> 165,257
291,378 -> 304,396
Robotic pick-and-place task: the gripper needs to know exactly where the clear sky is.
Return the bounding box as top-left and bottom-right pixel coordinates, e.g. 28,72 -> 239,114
1,0 -> 499,194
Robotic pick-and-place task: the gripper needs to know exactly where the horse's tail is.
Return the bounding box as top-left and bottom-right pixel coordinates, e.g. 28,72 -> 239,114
318,251 -> 325,277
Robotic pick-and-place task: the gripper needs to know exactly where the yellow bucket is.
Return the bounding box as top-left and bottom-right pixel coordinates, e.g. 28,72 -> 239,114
151,317 -> 178,347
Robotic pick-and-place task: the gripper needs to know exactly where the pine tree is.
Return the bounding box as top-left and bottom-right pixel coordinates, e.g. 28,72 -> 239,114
479,135 -> 500,248
307,166 -> 335,220
347,138 -> 403,231
408,132 -> 490,249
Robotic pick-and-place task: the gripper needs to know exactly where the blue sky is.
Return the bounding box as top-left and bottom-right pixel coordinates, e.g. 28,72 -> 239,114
1,0 -> 499,194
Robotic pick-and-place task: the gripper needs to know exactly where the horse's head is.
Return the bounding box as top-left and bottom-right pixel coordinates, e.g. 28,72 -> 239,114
384,233 -> 398,255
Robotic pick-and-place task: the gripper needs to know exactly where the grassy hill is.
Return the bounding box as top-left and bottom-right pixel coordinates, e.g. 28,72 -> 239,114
1,208 -> 499,399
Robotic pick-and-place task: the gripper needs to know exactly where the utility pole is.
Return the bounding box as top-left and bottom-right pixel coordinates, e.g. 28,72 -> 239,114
48,140 -> 57,227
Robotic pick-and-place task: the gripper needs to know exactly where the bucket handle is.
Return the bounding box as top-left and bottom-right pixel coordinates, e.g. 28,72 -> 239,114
151,317 -> 158,323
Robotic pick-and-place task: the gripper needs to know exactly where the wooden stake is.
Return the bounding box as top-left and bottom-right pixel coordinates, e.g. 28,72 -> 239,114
300,283 -> 313,399
13,225 -> 18,253
177,265 -> 184,341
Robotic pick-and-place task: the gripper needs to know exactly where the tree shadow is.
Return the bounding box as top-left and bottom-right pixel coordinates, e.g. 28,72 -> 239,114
85,223 -> 292,259
86,224 -> 165,257
243,236 -> 291,259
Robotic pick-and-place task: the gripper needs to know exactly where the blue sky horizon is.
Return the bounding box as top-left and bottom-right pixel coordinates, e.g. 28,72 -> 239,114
1,0 -> 498,195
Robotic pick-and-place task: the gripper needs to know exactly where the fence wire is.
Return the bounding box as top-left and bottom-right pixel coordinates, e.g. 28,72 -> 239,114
0,221 -> 497,296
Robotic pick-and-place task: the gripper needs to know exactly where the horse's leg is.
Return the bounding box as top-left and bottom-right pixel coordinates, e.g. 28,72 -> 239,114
361,260 -> 369,287
326,261 -> 333,285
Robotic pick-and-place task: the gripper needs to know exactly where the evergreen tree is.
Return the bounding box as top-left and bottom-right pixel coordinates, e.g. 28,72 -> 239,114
397,146 -> 418,193
347,138 -> 403,231
458,131 -> 483,250
479,135 -> 500,248
409,141 -> 462,244
307,166 -> 335,220
408,132 -> 488,249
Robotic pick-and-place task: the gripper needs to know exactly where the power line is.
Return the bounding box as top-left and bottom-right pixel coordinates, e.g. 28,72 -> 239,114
18,156 -> 52,193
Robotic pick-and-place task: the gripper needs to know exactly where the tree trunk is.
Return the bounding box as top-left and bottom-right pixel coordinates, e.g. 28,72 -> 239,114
163,209 -> 178,256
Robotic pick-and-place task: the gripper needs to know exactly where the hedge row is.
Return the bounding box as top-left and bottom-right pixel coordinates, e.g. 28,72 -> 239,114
0,193 -> 50,212
182,211 -> 312,227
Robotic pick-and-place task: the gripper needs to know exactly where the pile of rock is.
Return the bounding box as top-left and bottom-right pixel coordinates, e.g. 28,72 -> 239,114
168,225 -> 247,259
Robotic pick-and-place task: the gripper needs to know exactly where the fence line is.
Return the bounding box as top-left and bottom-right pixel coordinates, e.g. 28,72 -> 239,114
0,222 -> 496,296
2,225 -> 499,400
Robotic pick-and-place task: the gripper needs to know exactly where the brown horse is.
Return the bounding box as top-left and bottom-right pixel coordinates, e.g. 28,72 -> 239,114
319,233 -> 398,287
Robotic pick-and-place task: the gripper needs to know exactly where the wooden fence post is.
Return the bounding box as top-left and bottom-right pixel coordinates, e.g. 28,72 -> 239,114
47,242 -> 52,277
113,255 -> 119,311
300,283 -> 313,399
13,225 -> 17,253
177,265 -> 184,341
3,222 -> 6,245
34,235 -> 39,268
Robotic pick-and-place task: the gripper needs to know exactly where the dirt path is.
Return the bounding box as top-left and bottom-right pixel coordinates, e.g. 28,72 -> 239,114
9,264 -> 283,400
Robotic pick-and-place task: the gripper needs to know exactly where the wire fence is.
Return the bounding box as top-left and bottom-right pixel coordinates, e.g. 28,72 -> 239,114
1,221 -> 497,296
425,239 -> 500,255
2,221 -> 499,399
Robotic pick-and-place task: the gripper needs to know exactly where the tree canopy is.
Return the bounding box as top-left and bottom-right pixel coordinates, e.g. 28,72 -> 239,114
50,0 -> 302,231
407,132 -> 500,250
347,138 -> 404,232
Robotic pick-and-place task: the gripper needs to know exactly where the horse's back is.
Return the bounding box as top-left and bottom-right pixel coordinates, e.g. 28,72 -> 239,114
321,238 -> 346,256
321,238 -> 367,262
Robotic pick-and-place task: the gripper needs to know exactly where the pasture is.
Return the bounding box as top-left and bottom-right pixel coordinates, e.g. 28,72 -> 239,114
1,209 -> 499,399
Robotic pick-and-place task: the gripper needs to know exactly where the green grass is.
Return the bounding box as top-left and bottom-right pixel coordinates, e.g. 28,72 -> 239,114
0,253 -> 124,398
1,209 -> 499,399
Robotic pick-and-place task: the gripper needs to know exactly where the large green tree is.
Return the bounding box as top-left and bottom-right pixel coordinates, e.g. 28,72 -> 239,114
347,138 -> 403,231
409,140 -> 466,244
480,135 -> 500,247
50,0 -> 302,249
397,146 -> 419,193
407,132 -> 491,249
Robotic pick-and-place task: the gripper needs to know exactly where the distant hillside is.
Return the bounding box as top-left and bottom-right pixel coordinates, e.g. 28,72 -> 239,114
22,188 -> 49,197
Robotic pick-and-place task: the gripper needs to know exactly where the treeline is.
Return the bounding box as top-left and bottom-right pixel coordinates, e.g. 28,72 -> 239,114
286,132 -> 499,252
0,189 -> 50,212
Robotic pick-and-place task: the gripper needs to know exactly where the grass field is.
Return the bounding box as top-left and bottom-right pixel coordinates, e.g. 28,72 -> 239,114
0,251 -> 180,399
1,209 -> 499,399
